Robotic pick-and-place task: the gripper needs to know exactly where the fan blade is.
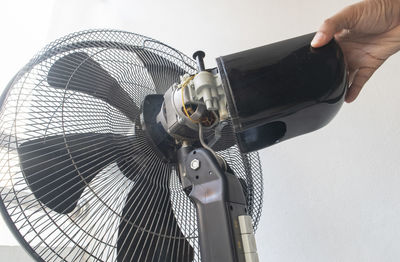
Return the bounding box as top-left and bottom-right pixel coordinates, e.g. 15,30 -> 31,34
47,52 -> 139,122
118,175 -> 194,262
18,133 -> 139,214
135,49 -> 186,94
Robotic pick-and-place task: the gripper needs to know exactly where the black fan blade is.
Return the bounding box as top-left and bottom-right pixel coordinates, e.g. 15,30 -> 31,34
47,52 -> 139,122
18,133 -> 139,214
118,176 -> 194,262
135,49 -> 186,94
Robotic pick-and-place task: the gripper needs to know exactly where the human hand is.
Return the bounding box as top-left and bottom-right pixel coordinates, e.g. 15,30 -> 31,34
311,0 -> 400,102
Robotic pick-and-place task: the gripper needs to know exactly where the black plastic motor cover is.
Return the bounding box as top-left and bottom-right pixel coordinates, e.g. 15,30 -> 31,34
217,33 -> 348,153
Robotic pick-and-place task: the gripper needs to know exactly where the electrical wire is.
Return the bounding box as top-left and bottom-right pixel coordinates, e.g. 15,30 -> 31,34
198,123 -> 227,171
181,75 -> 199,123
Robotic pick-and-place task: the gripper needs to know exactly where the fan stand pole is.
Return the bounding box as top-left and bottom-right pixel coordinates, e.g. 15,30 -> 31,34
178,146 -> 259,262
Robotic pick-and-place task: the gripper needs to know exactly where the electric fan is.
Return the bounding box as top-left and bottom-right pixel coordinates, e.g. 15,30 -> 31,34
0,29 -> 347,262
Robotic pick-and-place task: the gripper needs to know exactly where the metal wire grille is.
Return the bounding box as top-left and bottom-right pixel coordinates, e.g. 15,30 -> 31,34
0,29 -> 263,262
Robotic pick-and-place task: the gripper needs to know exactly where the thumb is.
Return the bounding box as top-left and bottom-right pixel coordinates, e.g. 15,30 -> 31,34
311,3 -> 362,47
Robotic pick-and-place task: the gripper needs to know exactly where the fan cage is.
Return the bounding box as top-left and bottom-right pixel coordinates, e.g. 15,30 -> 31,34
0,29 -> 263,262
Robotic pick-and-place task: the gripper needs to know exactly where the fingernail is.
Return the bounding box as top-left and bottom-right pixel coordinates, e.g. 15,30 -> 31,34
311,32 -> 325,47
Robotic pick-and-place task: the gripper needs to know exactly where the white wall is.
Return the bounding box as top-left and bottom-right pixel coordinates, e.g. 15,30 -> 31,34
1,0 -> 400,261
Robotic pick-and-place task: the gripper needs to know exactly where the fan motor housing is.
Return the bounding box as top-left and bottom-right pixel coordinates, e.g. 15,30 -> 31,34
217,32 -> 348,153
140,94 -> 180,163
157,83 -> 205,141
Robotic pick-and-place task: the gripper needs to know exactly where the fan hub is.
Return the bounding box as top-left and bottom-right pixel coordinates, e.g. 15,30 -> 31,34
140,94 -> 178,163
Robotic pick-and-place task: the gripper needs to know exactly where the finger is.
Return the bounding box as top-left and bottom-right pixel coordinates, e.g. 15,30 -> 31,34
311,3 -> 362,47
334,28 -> 352,41
348,68 -> 359,86
345,67 -> 376,103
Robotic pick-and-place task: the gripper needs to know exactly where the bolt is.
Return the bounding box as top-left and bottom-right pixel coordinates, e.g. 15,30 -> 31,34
190,159 -> 200,170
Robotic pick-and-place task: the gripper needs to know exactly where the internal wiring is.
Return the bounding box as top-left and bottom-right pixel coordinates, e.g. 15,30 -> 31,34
181,75 -> 198,123
198,123 -> 228,171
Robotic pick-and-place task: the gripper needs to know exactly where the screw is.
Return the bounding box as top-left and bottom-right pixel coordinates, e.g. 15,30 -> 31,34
190,159 -> 200,170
